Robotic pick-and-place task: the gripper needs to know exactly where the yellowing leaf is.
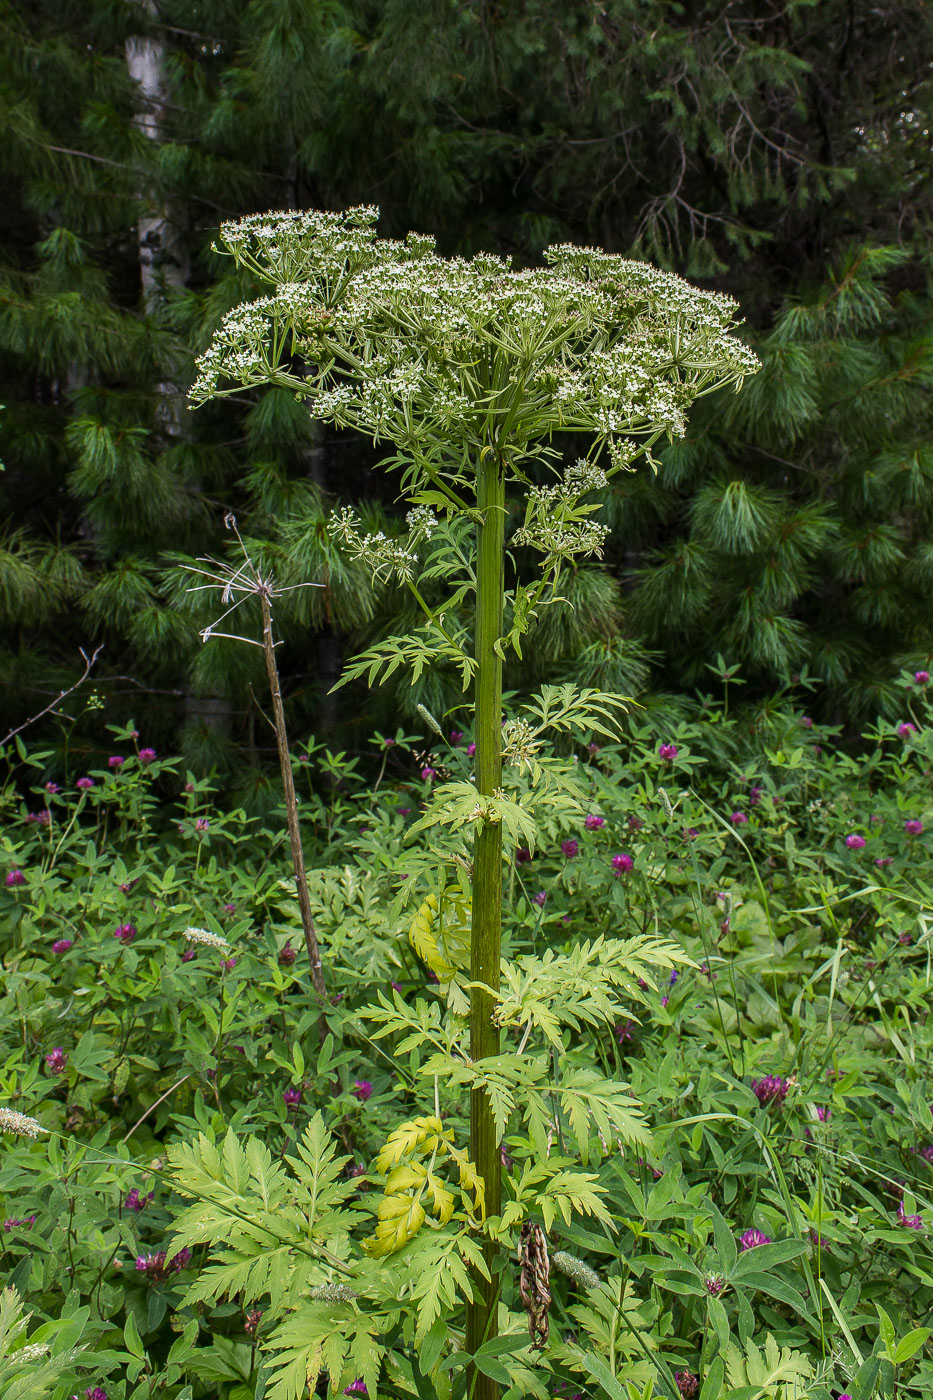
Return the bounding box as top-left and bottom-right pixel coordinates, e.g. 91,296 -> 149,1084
375,1114 -> 448,1173
384,1162 -> 427,1196
446,1143 -> 486,1222
362,1193 -> 427,1257
423,1170 -> 455,1225
409,888 -> 471,984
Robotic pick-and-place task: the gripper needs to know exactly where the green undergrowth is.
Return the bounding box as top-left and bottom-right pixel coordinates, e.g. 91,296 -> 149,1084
1,675 -> 932,1400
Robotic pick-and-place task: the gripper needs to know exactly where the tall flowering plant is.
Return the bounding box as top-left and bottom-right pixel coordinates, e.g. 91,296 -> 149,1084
190,206 -> 757,1397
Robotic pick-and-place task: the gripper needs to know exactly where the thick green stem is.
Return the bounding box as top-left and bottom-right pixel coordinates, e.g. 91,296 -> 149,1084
467,451 -> 505,1398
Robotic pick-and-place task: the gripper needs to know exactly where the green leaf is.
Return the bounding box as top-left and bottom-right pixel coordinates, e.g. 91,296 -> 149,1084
894,1327 -> 931,1364
730,1239 -> 808,1278
699,1356 -> 724,1400
709,1201 -> 737,1274
579,1347 -> 630,1400
473,1353 -> 511,1385
419,1317 -> 448,1376
734,1271 -> 811,1317
708,1295 -> 731,1351
124,1311 -> 144,1360
876,1303 -> 896,1349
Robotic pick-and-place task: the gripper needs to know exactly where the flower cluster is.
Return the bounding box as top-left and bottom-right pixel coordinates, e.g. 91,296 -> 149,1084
0,1107 -> 44,1138
182,926 -> 230,951
751,1075 -> 789,1108
739,1228 -> 771,1250
191,207 -> 759,498
135,1248 -> 192,1281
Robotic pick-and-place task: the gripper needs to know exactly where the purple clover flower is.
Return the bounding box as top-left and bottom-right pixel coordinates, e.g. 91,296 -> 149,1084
4,1215 -> 36,1231
135,1249 -> 190,1282
45,782 -> 60,793
845,833 -> 866,849
76,777 -> 94,790
611,852 -> 634,873
222,957 -> 237,971
420,766 -> 436,781
108,756 -> 124,770
730,811 -> 748,826
114,923 -> 137,945
739,1228 -> 771,1251
905,819 -> 924,836
897,1202 -> 923,1230
532,890 -> 547,906
5,870 -> 26,887
875,856 -> 894,867
137,747 -> 157,764
898,722 -> 917,739
283,1087 -> 301,1107
915,670 -> 930,684
658,743 -> 678,761
704,1274 -> 725,1296
675,1372 -> 699,1399
751,1076 -> 789,1108
125,1188 -> 153,1212
45,1047 -> 67,1074
749,786 -> 763,806
814,1105 -> 831,1122
516,847 -> 531,864
352,1080 -> 373,1102
584,814 -> 605,830
180,948 -> 196,962
194,817 -> 210,832
344,1383 -> 368,1396
614,1020 -> 635,1044
278,940 -> 297,966
800,715 -> 813,728
450,730 -> 463,744
561,838 -> 579,858
466,742 -> 476,757
51,939 -> 73,953
85,1388 -> 108,1400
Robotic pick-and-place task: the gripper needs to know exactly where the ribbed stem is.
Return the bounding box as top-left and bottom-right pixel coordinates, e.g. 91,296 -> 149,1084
466,451 -> 505,1398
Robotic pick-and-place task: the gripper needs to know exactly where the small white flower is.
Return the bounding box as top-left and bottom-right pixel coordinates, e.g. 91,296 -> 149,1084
0,1107 -> 45,1138
13,1343 -> 50,1363
182,927 -> 230,951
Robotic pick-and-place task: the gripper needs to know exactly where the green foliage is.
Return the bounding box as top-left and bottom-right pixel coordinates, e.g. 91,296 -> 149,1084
2,674 -> 933,1395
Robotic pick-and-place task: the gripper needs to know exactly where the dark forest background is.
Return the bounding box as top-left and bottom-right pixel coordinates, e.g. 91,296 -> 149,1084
2,0 -> 932,806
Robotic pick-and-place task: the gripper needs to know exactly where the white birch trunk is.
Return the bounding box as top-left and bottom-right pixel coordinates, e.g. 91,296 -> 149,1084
125,2 -> 189,311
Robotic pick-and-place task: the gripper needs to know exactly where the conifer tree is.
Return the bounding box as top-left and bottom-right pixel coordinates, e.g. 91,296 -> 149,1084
1,0 -> 931,773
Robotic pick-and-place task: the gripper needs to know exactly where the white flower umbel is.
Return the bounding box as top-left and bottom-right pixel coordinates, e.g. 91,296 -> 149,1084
0,1107 -> 45,1138
191,206 -> 759,503
182,927 -> 231,951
